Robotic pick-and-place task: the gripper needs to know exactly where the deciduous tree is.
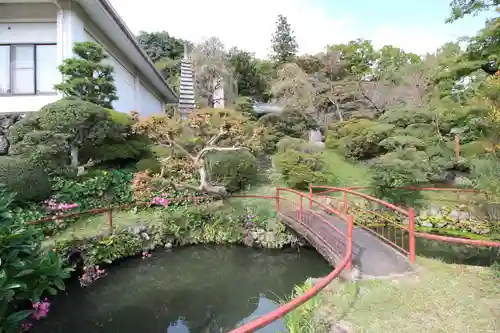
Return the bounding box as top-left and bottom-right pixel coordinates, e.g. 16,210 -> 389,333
133,109 -> 264,196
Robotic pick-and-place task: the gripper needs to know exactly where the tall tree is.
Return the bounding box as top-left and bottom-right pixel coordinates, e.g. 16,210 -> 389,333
192,37 -> 237,107
270,15 -> 298,64
137,31 -> 189,63
446,0 -> 499,22
228,48 -> 269,100
328,39 -> 377,78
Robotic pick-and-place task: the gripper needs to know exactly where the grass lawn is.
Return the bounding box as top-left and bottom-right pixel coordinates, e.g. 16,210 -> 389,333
293,257 -> 499,333
42,208 -> 189,247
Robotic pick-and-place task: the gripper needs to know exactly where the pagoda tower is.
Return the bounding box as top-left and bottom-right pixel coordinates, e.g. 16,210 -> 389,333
178,44 -> 196,118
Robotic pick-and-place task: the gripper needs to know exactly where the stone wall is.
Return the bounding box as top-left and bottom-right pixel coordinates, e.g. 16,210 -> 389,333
0,113 -> 25,155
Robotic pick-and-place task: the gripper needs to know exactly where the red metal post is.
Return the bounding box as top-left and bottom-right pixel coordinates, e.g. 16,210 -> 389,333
308,183 -> 313,209
346,215 -> 353,271
106,209 -> 113,232
299,194 -> 303,223
343,191 -> 349,214
408,208 -> 416,263
275,184 -> 280,214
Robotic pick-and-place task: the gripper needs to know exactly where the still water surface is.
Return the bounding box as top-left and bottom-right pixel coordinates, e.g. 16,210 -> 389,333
33,245 -> 330,333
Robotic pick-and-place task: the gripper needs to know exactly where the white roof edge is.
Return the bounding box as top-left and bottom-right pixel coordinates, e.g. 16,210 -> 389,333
76,0 -> 178,104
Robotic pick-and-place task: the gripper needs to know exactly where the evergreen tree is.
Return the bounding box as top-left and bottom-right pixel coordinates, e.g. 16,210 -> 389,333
55,42 -> 118,109
271,15 -> 298,64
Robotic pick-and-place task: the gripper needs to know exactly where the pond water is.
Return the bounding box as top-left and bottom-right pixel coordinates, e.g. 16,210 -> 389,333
33,246 -> 331,333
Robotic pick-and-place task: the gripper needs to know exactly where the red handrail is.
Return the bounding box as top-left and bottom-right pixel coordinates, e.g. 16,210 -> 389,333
229,216 -> 353,333
415,232 -> 500,247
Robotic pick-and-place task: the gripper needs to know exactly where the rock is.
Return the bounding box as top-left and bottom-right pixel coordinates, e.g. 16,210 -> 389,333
0,135 -> 9,155
452,175 -> 473,187
0,113 -> 25,155
164,242 -> 173,249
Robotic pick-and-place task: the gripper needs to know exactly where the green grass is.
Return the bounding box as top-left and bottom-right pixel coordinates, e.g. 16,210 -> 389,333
322,150 -> 373,188
42,209 -> 161,246
285,257 -> 499,333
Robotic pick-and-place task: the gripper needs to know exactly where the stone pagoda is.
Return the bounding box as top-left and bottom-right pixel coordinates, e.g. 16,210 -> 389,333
178,44 -> 196,118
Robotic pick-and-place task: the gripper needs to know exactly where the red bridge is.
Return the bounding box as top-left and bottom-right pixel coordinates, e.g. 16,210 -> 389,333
30,184 -> 500,333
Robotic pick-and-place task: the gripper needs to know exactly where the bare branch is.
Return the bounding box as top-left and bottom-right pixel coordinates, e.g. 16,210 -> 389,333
163,135 -> 197,162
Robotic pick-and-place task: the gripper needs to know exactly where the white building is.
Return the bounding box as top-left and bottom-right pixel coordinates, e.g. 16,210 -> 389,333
0,0 -> 177,115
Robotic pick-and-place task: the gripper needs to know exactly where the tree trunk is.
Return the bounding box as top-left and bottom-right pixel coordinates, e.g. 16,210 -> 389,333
70,145 -> 79,168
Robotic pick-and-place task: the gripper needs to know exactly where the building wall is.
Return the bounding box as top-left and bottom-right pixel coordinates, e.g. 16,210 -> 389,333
77,5 -> 164,115
0,3 -> 60,113
0,2 -> 165,115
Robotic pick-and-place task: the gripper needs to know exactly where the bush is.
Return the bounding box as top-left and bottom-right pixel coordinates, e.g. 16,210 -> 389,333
0,157 -> 51,202
136,158 -> 162,173
206,150 -> 258,193
274,139 -> 326,189
343,123 -> 395,160
0,189 -> 70,333
51,169 -> 134,209
370,149 -> 429,207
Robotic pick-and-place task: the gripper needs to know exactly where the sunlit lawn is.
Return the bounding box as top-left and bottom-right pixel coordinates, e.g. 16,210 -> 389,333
287,257 -> 500,333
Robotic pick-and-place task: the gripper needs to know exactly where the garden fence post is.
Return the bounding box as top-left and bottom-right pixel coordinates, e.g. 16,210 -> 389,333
408,208 -> 416,263
346,215 -> 353,271
275,184 -> 280,214
343,191 -> 349,214
106,208 -> 113,232
299,195 -> 303,223
308,183 -> 313,209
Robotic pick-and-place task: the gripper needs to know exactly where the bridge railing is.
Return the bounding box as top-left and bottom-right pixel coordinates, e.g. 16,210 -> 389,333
309,185 -> 416,263
230,187 -> 353,333
276,188 -> 352,268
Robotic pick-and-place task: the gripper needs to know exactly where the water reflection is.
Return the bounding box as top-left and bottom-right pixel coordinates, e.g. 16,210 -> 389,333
33,246 -> 330,333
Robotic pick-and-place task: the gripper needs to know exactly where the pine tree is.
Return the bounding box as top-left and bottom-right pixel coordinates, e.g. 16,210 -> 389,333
55,42 -> 118,109
271,15 -> 298,64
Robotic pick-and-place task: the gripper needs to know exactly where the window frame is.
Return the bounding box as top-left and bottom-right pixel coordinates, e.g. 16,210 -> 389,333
0,43 -> 58,96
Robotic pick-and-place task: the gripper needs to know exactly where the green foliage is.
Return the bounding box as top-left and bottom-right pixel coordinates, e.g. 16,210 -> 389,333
54,205 -> 290,266
55,42 -> 117,108
135,158 -> 162,173
206,150 -> 258,193
370,149 -> 430,207
274,139 -> 327,189
0,188 -> 70,333
344,123 -> 395,159
470,155 -> 500,198
51,169 -> 134,209
379,135 -> 426,151
328,38 -> 376,77
234,96 -> 257,120
271,15 -> 298,64
10,99 -> 121,169
283,279 -> 323,333
229,49 -> 271,101
0,157 -> 51,202
137,31 -> 189,63
379,107 -> 433,127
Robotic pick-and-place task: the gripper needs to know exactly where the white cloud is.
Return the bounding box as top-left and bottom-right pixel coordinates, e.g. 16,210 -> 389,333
109,0 -> 481,58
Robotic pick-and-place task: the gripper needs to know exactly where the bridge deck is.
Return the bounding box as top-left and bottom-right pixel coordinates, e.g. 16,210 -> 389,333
281,208 -> 413,278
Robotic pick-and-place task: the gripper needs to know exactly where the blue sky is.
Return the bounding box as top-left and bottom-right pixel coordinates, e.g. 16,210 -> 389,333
111,0 -> 495,58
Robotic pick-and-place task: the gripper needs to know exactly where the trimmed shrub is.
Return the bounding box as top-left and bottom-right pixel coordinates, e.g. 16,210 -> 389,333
205,150 -> 258,193
274,138 -> 327,189
136,158 -> 162,173
0,156 -> 51,202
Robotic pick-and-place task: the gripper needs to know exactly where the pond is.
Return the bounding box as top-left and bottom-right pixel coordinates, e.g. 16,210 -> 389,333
33,245 -> 331,333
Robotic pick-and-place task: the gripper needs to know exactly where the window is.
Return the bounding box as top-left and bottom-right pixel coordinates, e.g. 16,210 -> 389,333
0,44 -> 58,95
